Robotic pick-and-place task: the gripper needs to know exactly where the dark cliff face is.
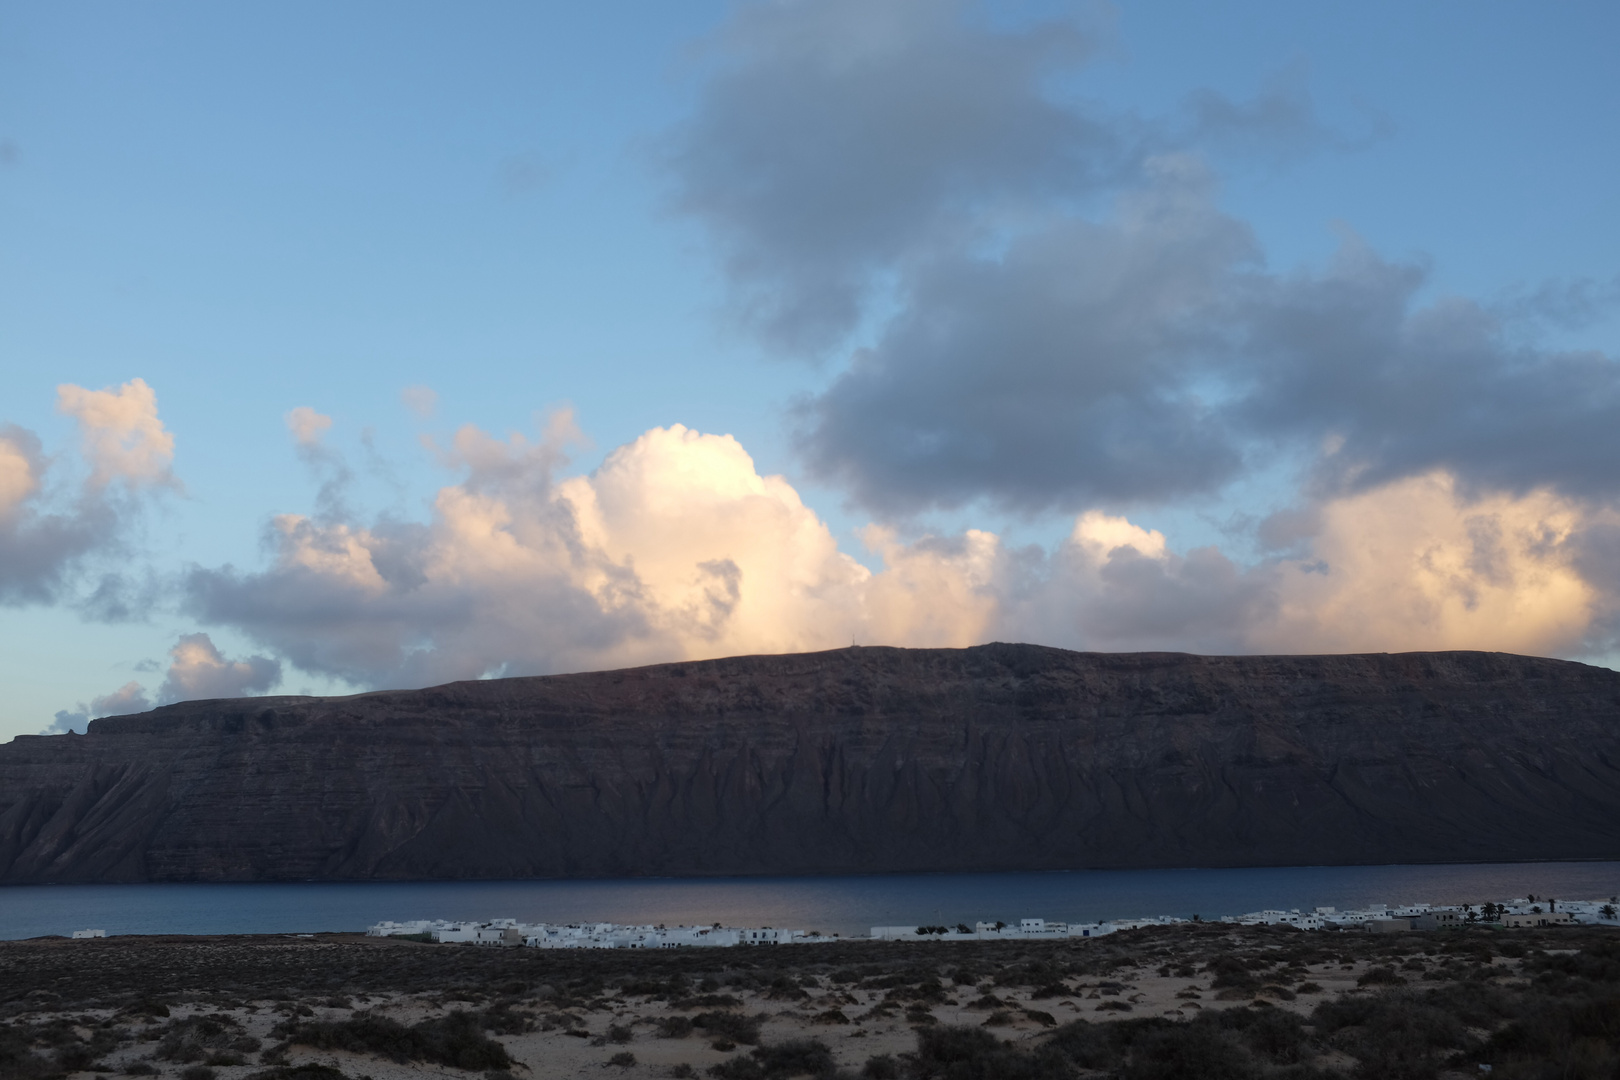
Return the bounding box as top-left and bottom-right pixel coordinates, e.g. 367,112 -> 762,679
2,643 -> 1618,884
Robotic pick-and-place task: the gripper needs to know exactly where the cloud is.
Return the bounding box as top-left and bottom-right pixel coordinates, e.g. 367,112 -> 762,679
1229,242 -> 1620,504
798,155 -> 1257,512
856,525 -> 1003,647
45,709 -> 89,735
0,426 -> 41,519
665,0 -> 1118,353
46,681 -> 152,735
1491,274 -> 1620,333
804,209 -> 1620,515
1258,473 -> 1597,656
179,406 -> 1620,692
56,378 -> 176,489
400,386 -> 438,419
183,420 -> 1009,688
997,509 -> 1276,656
94,681 -> 152,717
156,632 -> 281,703
673,1 -> 1620,520
29,3 -> 1609,692
1,381 -> 176,605
284,405 -> 354,522
285,406 -> 333,447
1179,64 -> 1388,167
989,472 -> 1606,660
0,423 -> 107,604
43,632 -> 279,733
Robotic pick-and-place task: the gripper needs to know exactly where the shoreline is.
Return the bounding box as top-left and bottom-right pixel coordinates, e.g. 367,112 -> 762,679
8,862 -> 1620,943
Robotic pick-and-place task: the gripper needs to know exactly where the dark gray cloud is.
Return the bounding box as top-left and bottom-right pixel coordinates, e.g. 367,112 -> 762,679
666,0 -> 1120,353
804,213 -> 1620,514
1235,244 -> 1620,502
0,424 -> 128,605
1054,543 -> 1278,652
3,381 -> 176,609
75,570 -> 166,623
798,158 -> 1257,511
674,1 -> 1620,517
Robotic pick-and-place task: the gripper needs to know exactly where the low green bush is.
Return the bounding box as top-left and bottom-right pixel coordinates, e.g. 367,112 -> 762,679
657,1016 -> 694,1038
1314,992 -> 1473,1080
910,1024 -> 1069,1080
693,1012 -> 762,1046
706,1040 -> 836,1080
1121,1022 -> 1256,1080
153,1015 -> 250,1064
284,1009 -> 512,1070
1356,966 -> 1406,987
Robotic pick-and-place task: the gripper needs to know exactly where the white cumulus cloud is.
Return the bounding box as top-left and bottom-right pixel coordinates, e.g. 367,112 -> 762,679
183,420 -> 1012,688
157,632 -> 282,704
56,378 -> 176,489
180,417 -> 1620,692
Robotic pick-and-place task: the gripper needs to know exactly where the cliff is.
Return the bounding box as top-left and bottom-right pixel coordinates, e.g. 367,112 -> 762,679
2,644 -> 1618,883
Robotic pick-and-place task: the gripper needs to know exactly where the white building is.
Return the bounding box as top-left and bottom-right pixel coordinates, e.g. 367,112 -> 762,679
1101,916 -> 1187,933
1501,911 -> 1576,928
871,916 -> 1172,942
1223,909 -> 1329,930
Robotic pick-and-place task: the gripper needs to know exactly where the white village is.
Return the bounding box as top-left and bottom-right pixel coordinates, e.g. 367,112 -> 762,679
357,895 -> 1620,950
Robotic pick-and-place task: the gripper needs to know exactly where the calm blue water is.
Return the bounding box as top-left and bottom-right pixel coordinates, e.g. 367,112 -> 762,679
2,863 -> 1618,941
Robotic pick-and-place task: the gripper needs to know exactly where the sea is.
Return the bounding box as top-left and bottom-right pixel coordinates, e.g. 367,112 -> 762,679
3,862 -> 1619,942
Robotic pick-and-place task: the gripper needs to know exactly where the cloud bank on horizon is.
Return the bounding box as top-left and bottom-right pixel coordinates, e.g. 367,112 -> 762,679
7,0 -> 1620,723
17,390 -> 1614,722
181,420 -> 1599,688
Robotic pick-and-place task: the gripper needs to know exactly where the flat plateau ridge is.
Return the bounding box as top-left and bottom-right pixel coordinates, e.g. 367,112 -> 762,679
2,643 -> 1619,884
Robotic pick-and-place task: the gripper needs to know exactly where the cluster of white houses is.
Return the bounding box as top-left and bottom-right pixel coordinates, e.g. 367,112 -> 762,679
363,896 -> 1618,950
867,916 -> 1187,941
364,919 -> 837,949
1217,896 -> 1618,933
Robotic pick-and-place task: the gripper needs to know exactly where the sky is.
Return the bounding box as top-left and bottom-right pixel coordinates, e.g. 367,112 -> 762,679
2,0 -> 1618,742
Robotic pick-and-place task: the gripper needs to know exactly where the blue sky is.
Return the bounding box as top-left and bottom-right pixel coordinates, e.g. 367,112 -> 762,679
2,0 -> 1617,741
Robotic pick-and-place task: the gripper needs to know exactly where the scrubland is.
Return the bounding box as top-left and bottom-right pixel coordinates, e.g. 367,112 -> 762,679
3,923 -> 1617,1080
